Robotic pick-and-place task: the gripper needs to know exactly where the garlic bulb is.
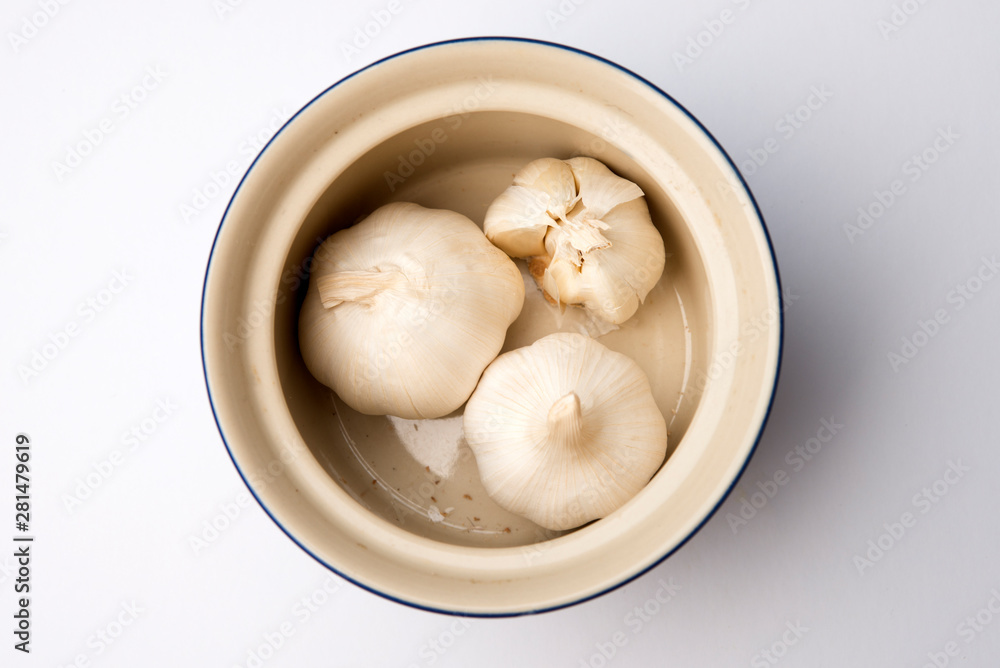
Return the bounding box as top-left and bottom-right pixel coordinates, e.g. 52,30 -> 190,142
484,157 -> 666,325
463,332 -> 667,531
298,202 -> 524,420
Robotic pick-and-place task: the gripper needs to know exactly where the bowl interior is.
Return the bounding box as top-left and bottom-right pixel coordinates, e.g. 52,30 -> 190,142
273,110 -> 711,547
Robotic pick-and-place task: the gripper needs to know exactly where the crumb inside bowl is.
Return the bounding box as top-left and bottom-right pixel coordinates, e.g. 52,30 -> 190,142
202,38 -> 781,615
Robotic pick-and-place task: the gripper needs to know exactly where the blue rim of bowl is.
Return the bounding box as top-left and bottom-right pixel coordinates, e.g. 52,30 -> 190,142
200,36 -> 784,618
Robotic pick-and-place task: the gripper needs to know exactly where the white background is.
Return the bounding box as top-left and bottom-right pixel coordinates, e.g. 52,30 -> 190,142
2,0 -> 999,666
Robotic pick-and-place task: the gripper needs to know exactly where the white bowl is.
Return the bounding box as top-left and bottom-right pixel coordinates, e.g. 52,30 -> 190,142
201,37 -> 782,615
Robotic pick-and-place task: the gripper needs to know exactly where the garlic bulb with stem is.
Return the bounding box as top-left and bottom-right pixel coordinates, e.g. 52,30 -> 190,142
298,202 -> 524,420
484,157 -> 666,325
463,332 -> 667,531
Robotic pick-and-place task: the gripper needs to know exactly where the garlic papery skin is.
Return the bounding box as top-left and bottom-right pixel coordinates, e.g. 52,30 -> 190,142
484,157 -> 666,325
463,332 -> 667,531
298,202 -> 524,420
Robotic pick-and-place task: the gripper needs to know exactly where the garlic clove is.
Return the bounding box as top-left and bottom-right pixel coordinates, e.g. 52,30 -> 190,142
512,157 -> 578,219
482,185 -> 552,257
538,256 -> 585,307
591,197 -> 665,300
564,156 -> 644,219
299,202 -> 524,420
463,332 -> 667,531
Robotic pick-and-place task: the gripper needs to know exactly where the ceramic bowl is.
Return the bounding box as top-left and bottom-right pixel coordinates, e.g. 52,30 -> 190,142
201,37 -> 782,615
